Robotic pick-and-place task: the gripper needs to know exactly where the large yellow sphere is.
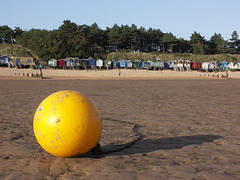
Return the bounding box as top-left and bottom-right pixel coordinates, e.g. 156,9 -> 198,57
33,90 -> 102,157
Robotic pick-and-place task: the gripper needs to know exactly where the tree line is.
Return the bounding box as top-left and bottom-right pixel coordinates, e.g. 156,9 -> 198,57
0,20 -> 239,61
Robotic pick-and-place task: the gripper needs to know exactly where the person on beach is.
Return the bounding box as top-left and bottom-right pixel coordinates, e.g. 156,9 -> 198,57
225,67 -> 229,78
119,69 -> 121,76
38,64 -> 43,79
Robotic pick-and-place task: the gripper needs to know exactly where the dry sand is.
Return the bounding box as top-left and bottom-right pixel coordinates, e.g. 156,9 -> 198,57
0,68 -> 240,179
1,67 -> 240,79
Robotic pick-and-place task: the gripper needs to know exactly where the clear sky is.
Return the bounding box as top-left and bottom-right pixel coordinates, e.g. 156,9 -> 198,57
1,0 -> 240,40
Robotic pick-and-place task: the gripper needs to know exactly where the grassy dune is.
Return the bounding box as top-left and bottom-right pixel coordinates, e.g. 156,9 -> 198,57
0,44 -> 32,57
104,51 -> 240,63
1,44 -> 240,63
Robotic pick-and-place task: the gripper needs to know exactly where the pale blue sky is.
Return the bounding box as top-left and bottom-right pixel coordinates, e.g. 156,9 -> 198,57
1,0 -> 240,40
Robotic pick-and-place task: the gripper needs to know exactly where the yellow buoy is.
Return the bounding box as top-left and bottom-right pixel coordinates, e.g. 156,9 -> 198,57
33,90 -> 102,157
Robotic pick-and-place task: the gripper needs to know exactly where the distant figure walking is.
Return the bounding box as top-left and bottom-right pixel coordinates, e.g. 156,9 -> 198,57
39,64 -> 43,79
225,67 -> 229,78
40,68 -> 43,79
119,69 -> 121,76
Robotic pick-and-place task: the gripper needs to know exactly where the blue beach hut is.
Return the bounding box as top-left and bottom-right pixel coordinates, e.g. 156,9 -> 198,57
87,57 -> 96,66
218,61 -> 228,70
117,60 -> 126,68
0,56 -> 12,67
111,60 -> 118,68
166,61 -> 172,69
142,61 -> 150,69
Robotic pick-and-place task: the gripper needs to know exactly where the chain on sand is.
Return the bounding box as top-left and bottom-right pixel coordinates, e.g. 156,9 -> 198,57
91,118 -> 143,155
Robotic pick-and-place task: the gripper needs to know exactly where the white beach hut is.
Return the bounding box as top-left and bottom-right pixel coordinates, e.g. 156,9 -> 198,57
228,62 -> 235,70
48,59 -> 57,68
184,60 -> 191,71
202,61 -> 218,72
155,60 -> 164,70
201,62 -> 209,72
126,60 -> 133,68
96,59 -> 103,69
228,62 -> 239,70
237,62 -> 240,70
176,59 -> 184,71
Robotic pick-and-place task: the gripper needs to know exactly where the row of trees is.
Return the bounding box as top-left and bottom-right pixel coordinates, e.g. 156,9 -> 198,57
0,20 -> 240,61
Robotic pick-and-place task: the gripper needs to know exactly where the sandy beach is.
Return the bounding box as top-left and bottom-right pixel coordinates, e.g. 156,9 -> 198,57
1,67 -> 240,80
0,68 -> 240,179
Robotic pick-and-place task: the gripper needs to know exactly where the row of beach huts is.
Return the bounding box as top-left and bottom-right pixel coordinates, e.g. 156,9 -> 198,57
47,57 -> 240,72
166,60 -> 239,71
1,55 -> 240,71
47,57 -> 165,70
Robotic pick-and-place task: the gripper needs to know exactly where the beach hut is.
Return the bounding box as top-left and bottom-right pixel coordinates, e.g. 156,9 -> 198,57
149,59 -> 164,70
126,60 -> 133,69
48,59 -> 57,68
80,59 -> 88,70
172,60 -> 178,71
218,61 -> 228,71
0,56 -> 13,67
65,57 -> 75,69
183,60 -> 191,71
166,60 -> 178,70
132,60 -> 140,69
228,62 -> 237,70
74,57 -> 81,69
148,58 -> 164,70
142,61 -> 150,69
176,59 -> 184,71
192,61 -> 201,70
235,62 -> 240,70
201,61 -> 218,72
67,58 -> 80,69
156,60 -> 164,70
201,62 -> 209,72
117,60 -> 126,68
237,63 -> 240,70
209,61 -> 219,71
87,57 -> 96,69
87,57 -> 96,66
57,59 -> 65,68
11,56 -> 35,68
104,60 -> 112,69
228,62 -> 234,70
73,57 -> 80,69
111,60 -> 118,69
96,59 -> 103,70
166,61 -> 172,69
149,59 -> 157,70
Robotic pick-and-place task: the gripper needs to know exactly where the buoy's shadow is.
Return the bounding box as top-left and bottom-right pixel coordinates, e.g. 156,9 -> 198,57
81,119 -> 222,157
96,135 -> 222,156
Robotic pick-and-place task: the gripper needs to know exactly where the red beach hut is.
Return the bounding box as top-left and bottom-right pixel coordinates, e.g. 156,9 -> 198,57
57,59 -> 65,68
192,61 -> 201,70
